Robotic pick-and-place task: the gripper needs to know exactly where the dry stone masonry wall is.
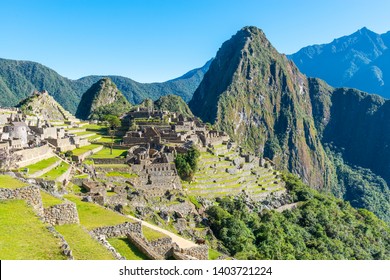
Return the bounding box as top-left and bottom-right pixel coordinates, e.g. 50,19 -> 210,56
0,185 -> 43,215
43,202 -> 79,225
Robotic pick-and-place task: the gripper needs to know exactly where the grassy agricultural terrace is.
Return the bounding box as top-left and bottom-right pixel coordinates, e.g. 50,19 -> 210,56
183,144 -> 284,199
0,200 -> 66,260
0,175 -> 28,189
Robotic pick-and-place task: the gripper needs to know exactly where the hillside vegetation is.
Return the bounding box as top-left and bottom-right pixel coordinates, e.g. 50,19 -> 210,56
207,173 -> 390,259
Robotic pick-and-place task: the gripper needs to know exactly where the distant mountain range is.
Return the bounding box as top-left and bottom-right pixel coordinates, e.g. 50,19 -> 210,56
0,58 -> 211,113
289,27 -> 390,98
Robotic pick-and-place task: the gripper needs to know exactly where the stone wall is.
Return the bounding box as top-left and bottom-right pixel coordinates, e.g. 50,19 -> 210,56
105,194 -> 128,207
72,145 -> 103,162
0,185 -> 43,215
126,233 -> 164,260
90,221 -> 142,239
181,245 -> 209,260
93,158 -> 126,165
15,144 -> 54,168
43,202 -> 79,225
148,237 -> 173,258
56,165 -> 72,183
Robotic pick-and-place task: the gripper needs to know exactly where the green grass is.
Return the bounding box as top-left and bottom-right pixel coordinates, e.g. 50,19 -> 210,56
64,194 -> 133,229
108,238 -> 150,260
142,226 -> 168,241
69,183 -> 88,194
74,131 -> 96,136
40,191 -> 63,208
96,136 -> 122,143
88,135 -> 102,141
106,171 -> 138,178
0,200 -> 66,260
0,175 -> 28,189
90,147 -> 128,159
19,157 -> 59,175
83,124 -> 107,133
55,224 -> 115,260
188,195 -> 201,209
74,174 -> 89,179
209,249 -> 221,260
72,144 -> 102,156
39,162 -> 69,181
94,164 -> 130,169
106,190 -> 117,197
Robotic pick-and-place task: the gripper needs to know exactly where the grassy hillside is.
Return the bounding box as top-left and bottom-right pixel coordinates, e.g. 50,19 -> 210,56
0,200 -> 66,260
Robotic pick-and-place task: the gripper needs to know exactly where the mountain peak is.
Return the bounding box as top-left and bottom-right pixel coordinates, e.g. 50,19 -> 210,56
75,77 -> 131,120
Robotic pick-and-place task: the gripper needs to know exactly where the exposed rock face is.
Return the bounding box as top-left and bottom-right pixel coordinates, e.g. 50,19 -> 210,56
75,78 -> 131,120
309,79 -> 390,184
17,90 -> 76,121
190,26 -> 333,189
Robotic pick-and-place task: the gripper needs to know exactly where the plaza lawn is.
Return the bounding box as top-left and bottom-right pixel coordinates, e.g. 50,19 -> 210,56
0,175 -> 27,189
0,200 -> 66,260
40,191 -> 63,208
90,147 -> 128,159
55,224 -> 115,260
108,238 -> 149,260
64,194 -> 133,229
72,144 -> 102,156
19,157 -> 59,175
39,162 -> 69,181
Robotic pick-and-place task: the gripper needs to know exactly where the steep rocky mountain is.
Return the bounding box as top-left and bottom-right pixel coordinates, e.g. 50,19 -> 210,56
189,26 -> 390,222
154,94 -> 194,118
0,58 -> 211,113
289,27 -> 390,98
190,26 -> 333,189
75,78 -> 131,120
16,90 -> 76,121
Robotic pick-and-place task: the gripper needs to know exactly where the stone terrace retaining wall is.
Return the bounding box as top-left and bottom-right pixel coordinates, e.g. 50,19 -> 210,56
72,145 -> 103,162
149,237 -> 173,258
127,233 -> 164,260
43,202 -> 79,225
29,160 -> 61,178
0,185 -> 43,215
15,144 -> 54,168
90,221 -> 142,238
93,158 -> 126,165
181,245 -> 209,260
56,165 -> 72,183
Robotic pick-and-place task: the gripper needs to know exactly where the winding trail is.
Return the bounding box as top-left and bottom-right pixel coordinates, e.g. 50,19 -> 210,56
128,215 -> 198,249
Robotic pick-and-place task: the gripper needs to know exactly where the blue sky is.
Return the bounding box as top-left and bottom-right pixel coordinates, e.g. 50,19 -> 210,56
1,0 -> 389,82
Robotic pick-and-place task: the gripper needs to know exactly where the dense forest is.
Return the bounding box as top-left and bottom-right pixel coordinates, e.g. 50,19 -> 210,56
206,173 -> 390,260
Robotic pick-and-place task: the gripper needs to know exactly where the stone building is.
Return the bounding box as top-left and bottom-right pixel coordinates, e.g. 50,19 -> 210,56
2,122 -> 29,147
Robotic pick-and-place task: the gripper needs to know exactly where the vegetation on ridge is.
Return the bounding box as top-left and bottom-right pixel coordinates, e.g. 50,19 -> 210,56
206,173 -> 390,260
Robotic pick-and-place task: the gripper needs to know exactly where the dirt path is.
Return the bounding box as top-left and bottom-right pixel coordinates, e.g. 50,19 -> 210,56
128,215 -> 198,249
275,202 -> 298,212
